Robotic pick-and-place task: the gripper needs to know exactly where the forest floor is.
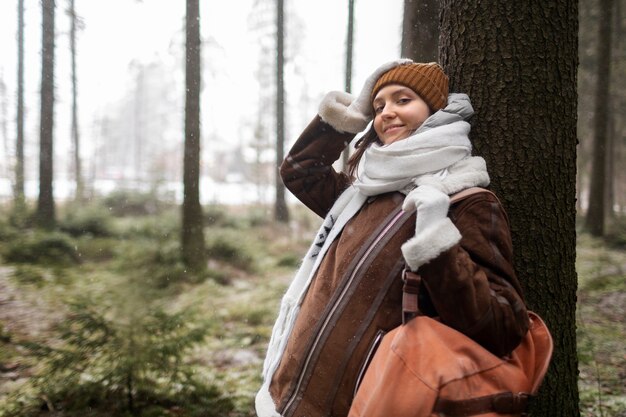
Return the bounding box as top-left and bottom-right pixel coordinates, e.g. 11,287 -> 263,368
0,206 -> 625,416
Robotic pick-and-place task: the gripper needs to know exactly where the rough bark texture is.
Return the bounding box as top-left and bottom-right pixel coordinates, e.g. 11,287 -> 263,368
439,1 -> 579,415
15,0 -> 25,203
37,0 -> 56,230
401,0 -> 440,62
69,0 -> 83,201
182,0 -> 206,271
585,0 -> 613,236
274,0 -> 289,222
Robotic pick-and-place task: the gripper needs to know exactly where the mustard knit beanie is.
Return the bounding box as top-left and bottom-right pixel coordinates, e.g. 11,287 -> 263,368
371,62 -> 449,111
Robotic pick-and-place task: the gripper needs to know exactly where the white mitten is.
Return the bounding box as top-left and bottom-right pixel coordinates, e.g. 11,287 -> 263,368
318,58 -> 413,134
401,185 -> 462,271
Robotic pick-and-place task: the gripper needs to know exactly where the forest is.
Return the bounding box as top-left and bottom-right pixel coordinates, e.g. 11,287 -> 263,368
0,0 -> 624,416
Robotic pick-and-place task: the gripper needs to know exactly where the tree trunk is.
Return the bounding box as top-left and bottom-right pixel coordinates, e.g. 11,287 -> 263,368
401,0 -> 439,62
182,0 -> 206,271
274,0 -> 289,222
15,0 -> 25,205
440,1 -> 579,416
341,0 -> 355,170
585,0 -> 613,236
37,0 -> 56,230
69,0 -> 83,201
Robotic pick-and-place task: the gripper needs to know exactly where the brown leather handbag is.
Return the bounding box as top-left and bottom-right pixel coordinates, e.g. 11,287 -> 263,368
348,268 -> 553,417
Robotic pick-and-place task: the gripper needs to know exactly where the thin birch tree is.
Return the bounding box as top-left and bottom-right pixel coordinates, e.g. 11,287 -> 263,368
341,0 -> 355,169
181,0 -> 206,271
15,0 -> 25,207
37,0 -> 56,229
274,0 -> 289,222
585,0 -> 614,236
69,0 -> 84,201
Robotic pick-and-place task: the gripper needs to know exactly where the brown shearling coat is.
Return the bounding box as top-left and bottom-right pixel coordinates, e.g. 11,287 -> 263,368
267,116 -> 529,417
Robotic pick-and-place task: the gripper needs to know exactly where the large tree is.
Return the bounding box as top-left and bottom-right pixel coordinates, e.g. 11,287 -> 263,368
274,0 -> 289,222
181,0 -> 206,271
439,1 -> 579,415
584,0 -> 614,237
401,0 -> 439,62
37,0 -> 56,229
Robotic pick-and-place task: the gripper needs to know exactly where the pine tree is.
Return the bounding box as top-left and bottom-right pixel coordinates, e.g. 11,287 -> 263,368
37,0 -> 56,230
182,0 -> 206,271
439,1 -> 579,415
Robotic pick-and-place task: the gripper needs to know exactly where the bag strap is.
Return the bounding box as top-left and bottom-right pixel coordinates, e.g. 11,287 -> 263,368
449,186 -> 495,204
401,187 -> 492,324
433,392 -> 531,416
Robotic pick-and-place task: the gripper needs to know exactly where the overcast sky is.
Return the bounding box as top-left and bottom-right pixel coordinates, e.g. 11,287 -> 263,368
0,0 -> 403,183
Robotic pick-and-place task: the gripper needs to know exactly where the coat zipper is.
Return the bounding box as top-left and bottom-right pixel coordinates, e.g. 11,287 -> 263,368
353,329 -> 386,398
282,207 -> 407,416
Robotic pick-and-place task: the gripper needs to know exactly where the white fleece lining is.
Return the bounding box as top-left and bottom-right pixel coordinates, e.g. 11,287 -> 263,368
401,217 -> 462,271
255,385 -> 281,417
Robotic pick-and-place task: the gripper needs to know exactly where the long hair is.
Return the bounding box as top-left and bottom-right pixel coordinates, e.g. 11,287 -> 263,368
347,126 -> 382,179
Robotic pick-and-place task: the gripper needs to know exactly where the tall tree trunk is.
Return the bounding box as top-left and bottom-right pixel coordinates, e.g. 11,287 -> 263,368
401,0 -> 439,62
37,0 -> 56,230
274,0 -> 289,222
440,1 -> 579,416
341,0 -> 355,169
585,0 -> 613,236
182,0 -> 206,271
69,0 -> 83,201
15,0 -> 25,205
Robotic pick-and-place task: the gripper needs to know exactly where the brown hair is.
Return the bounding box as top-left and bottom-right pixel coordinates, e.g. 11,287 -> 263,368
347,127 -> 382,179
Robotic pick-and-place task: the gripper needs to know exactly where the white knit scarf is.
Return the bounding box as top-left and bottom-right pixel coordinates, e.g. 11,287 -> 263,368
256,93 -> 490,416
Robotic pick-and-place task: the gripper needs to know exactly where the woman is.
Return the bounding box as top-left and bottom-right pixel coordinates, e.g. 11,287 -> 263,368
256,60 -> 530,417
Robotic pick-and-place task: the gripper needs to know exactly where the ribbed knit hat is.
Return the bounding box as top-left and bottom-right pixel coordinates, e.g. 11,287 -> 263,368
371,62 -> 449,111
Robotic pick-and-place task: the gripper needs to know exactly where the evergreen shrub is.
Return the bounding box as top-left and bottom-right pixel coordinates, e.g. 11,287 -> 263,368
8,299 -> 233,417
59,204 -> 114,237
2,232 -> 79,266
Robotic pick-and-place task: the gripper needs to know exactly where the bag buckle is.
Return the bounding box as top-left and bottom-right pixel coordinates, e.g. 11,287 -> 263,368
402,268 -> 421,324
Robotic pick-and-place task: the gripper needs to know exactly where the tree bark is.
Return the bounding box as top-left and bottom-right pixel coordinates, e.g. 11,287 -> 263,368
182,0 -> 206,271
15,0 -> 25,205
37,0 -> 56,230
401,0 -> 439,62
440,1 -> 579,415
274,0 -> 289,222
69,0 -> 83,201
585,0 -> 613,236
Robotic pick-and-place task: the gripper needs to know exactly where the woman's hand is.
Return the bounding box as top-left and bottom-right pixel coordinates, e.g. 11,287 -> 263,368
403,184 -> 450,234
401,185 -> 461,271
318,58 -> 412,134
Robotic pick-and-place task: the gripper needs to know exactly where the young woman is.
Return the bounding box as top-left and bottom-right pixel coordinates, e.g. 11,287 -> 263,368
256,60 -> 530,417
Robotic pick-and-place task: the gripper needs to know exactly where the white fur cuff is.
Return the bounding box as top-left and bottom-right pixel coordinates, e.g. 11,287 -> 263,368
401,218 -> 462,271
255,385 -> 281,417
318,91 -> 370,134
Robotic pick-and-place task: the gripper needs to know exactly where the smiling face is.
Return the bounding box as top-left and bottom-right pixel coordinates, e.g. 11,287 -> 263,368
372,84 -> 432,145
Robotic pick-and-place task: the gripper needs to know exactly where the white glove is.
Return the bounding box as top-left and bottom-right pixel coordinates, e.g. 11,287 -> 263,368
403,184 -> 450,234
401,185 -> 461,271
318,58 -> 413,134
